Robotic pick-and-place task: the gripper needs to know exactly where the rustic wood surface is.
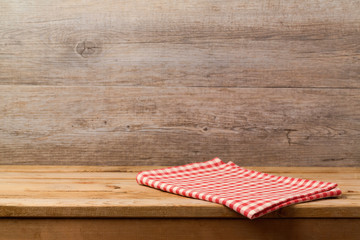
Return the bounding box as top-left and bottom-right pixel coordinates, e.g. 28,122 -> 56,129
0,0 -> 359,166
1,86 -> 359,166
1,218 -> 359,240
0,166 -> 358,218
0,0 -> 359,87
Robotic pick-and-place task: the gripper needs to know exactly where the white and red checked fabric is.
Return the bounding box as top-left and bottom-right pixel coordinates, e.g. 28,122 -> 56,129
136,157 -> 342,219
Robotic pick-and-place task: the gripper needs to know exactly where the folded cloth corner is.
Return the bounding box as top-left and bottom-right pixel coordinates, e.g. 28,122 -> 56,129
136,158 -> 342,219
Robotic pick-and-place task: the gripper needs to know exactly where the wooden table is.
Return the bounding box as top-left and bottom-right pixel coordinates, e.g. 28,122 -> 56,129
0,166 -> 359,240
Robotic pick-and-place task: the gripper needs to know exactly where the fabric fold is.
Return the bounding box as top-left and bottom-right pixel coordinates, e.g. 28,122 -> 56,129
136,158 -> 341,219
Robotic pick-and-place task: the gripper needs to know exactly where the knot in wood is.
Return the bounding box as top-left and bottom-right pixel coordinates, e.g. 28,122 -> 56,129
75,41 -> 98,58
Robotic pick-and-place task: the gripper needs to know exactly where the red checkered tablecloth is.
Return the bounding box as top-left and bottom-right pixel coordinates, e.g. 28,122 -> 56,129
136,158 -> 342,219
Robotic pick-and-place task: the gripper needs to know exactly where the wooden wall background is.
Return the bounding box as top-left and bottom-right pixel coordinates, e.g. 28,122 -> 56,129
0,0 -> 359,166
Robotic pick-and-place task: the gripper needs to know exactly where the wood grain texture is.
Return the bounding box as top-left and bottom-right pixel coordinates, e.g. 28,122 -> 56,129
1,86 -> 359,166
1,218 -> 359,240
0,165 -> 358,173
0,166 -> 358,218
1,0 -> 359,167
0,0 -> 359,87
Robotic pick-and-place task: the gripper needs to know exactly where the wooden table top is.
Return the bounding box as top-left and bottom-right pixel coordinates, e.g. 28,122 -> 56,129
0,166 -> 358,218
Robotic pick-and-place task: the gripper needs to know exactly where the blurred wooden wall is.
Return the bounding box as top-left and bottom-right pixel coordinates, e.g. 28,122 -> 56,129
0,0 -> 359,166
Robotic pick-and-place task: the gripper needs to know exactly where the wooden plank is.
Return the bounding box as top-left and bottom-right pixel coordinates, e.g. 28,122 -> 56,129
0,179 -> 358,194
0,165 -> 158,172
0,0 -> 359,87
1,86 -> 359,166
0,177 -> 357,186
0,175 -> 358,195
0,165 -> 359,173
0,166 -> 358,218
1,197 -> 359,218
0,171 -> 358,181
1,218 -> 359,240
